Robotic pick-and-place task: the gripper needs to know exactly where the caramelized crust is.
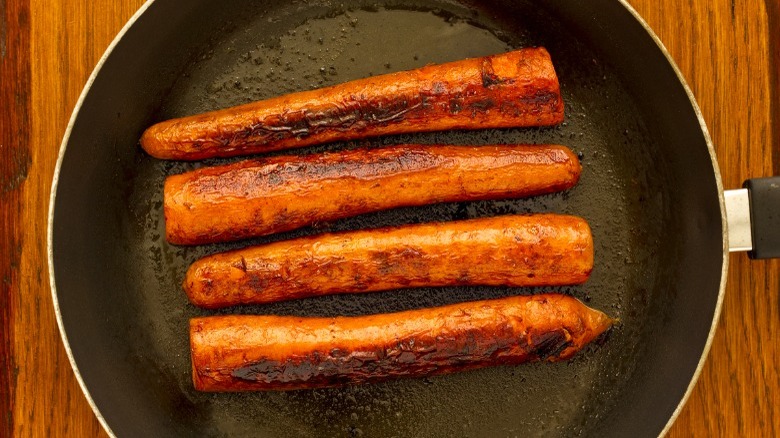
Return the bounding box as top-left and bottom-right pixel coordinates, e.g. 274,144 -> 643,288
141,48 -> 564,160
164,144 -> 581,245
184,214 -> 593,308
190,294 -> 613,391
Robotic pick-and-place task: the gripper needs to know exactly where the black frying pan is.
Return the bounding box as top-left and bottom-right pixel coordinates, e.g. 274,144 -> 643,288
47,0 -> 778,436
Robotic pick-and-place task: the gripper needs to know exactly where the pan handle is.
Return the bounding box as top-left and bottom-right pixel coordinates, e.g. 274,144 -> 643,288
725,176 -> 780,259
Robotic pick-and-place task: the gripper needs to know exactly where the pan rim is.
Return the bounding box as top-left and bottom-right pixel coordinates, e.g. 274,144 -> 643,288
46,1 -> 156,437
46,1 -> 729,437
614,1 -> 729,436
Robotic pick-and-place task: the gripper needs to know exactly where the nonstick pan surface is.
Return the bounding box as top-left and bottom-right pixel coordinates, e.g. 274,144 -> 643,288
49,0 -> 725,436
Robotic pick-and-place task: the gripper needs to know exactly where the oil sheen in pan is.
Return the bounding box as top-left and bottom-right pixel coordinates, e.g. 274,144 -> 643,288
123,1 -> 673,436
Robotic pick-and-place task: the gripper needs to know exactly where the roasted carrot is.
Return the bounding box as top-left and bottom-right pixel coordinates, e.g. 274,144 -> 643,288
190,294 -> 613,392
164,144 -> 581,245
184,214 -> 593,308
141,48 -> 564,160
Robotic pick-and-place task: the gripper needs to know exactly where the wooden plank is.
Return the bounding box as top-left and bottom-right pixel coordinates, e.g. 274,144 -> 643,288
0,0 -> 31,435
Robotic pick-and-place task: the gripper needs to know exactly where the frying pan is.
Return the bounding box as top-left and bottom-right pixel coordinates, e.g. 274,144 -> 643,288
47,0 -> 779,436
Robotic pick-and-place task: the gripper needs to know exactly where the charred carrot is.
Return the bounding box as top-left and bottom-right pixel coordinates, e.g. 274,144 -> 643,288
190,294 -> 613,391
184,214 -> 593,308
142,48 -> 564,160
164,144 -> 581,245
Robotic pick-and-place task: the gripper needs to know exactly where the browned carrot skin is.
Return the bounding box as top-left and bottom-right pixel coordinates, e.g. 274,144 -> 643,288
164,144 -> 581,245
184,214 -> 593,308
141,48 -> 564,160
190,294 -> 613,392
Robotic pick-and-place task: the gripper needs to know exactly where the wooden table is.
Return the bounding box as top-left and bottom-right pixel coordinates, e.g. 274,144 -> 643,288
2,0 -> 777,436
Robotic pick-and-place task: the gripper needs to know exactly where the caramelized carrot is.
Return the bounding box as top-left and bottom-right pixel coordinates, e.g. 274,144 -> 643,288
142,48 -> 563,160
190,294 -> 613,391
184,214 -> 593,308
164,144 -> 581,245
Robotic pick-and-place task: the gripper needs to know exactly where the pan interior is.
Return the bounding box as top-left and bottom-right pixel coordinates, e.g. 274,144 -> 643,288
50,0 -> 723,436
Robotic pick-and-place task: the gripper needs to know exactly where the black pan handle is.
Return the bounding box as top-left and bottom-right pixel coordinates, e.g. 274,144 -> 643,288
725,176 -> 780,259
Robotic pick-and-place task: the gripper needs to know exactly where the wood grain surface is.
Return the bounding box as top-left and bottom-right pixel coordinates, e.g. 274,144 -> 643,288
1,0 -> 777,436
